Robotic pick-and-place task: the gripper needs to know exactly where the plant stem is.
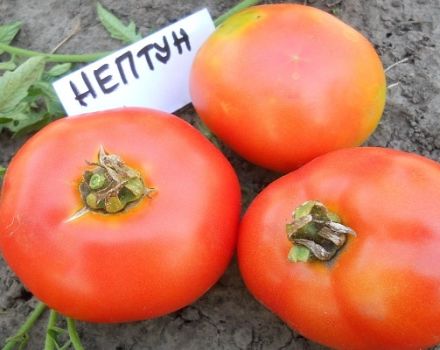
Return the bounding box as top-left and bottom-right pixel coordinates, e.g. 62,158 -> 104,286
2,302 -> 47,350
66,318 -> 85,350
0,43 -> 109,63
214,0 -> 262,26
43,310 -> 58,350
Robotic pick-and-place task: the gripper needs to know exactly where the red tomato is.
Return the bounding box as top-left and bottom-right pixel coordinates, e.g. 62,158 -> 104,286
190,4 -> 386,172
238,147 -> 440,350
0,108 -> 241,323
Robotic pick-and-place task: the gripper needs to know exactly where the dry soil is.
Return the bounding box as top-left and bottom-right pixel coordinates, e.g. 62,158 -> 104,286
1,0 -> 440,349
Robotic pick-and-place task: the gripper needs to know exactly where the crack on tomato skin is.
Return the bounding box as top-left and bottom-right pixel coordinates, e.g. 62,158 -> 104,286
4,215 -> 22,238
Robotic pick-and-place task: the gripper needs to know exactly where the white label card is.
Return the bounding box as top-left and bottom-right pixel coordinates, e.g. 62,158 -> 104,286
53,9 -> 215,116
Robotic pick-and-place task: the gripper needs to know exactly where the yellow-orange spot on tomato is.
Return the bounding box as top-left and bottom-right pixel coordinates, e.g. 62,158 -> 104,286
216,9 -> 266,37
290,54 -> 301,62
220,101 -> 232,115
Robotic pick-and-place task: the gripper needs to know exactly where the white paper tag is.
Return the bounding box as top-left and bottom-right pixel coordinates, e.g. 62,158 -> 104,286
53,9 -> 215,116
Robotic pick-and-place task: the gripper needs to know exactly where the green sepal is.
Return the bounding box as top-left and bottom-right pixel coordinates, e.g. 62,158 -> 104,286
288,245 -> 311,263
89,173 -> 107,190
124,177 -> 145,199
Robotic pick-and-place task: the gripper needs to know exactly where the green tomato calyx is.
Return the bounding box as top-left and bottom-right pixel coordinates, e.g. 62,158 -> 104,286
286,201 -> 356,263
78,146 -> 154,215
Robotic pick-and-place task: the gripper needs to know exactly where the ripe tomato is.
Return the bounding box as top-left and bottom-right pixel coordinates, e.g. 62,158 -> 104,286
0,108 -> 241,323
190,4 -> 386,172
238,147 -> 440,350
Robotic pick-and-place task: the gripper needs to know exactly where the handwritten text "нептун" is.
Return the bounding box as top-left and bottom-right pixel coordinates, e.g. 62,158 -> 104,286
53,9 -> 215,115
70,29 -> 191,107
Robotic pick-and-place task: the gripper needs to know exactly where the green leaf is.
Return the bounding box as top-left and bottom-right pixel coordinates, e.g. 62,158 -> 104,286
30,81 -> 65,116
31,81 -> 58,101
0,22 -> 22,54
0,56 -> 45,113
0,116 -> 13,123
45,97 -> 65,116
288,245 -> 311,263
0,166 -> 6,177
0,100 -> 42,134
3,112 -> 32,131
0,60 -> 17,71
96,2 -> 142,44
47,63 -> 72,77
13,115 -> 50,137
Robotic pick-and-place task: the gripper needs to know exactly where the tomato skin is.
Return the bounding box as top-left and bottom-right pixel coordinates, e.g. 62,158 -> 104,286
190,4 -> 386,172
0,108 -> 241,323
238,147 -> 440,350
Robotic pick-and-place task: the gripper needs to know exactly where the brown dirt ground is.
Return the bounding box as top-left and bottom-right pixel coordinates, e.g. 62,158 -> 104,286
1,0 -> 440,349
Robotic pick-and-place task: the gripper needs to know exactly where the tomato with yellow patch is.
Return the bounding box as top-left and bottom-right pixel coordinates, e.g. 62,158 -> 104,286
191,4 -> 386,172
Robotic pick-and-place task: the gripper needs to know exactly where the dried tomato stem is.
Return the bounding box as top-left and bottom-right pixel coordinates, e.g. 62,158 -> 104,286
78,146 -> 154,215
286,201 -> 356,262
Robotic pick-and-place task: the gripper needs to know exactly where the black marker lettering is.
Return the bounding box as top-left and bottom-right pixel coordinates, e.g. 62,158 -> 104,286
115,51 -> 139,84
154,36 -> 171,64
172,28 -> 191,54
69,71 -> 97,107
68,24 -> 195,108
137,44 -> 155,70
94,64 -> 119,94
